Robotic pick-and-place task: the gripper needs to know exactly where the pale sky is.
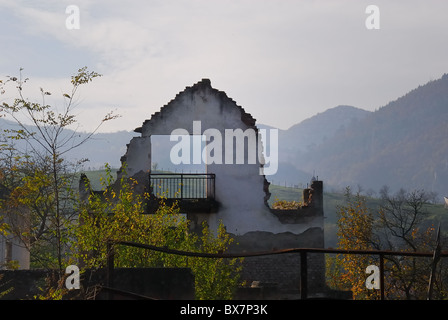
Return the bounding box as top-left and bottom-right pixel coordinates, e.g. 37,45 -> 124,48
1,0 -> 447,133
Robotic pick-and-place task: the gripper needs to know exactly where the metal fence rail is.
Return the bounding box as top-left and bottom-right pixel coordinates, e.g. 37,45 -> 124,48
107,241 -> 448,300
149,173 -> 215,200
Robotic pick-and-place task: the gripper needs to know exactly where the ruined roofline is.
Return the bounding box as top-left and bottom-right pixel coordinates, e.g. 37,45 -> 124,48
134,79 -> 257,133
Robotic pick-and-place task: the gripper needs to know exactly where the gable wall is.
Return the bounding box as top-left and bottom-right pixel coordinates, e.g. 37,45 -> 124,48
117,79 -> 327,296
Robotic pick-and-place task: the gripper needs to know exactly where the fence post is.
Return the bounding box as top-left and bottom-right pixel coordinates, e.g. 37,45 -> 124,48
379,253 -> 384,300
300,251 -> 308,300
427,225 -> 441,300
107,241 -> 114,294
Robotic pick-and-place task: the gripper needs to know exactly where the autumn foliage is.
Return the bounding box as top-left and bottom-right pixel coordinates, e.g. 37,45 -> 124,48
74,166 -> 243,300
327,187 -> 446,300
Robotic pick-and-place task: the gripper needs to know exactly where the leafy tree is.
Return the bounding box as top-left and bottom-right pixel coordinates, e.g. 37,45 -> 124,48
328,186 -> 443,300
0,67 -> 118,273
74,165 -> 243,300
0,210 -> 14,297
330,187 -> 380,300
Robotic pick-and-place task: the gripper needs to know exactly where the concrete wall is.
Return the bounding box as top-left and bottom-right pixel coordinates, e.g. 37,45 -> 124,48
120,79 -> 271,235
118,79 -> 322,234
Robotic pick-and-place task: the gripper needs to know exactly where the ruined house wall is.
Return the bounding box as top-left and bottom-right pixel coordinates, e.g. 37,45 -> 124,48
231,180 -> 326,297
118,79 -> 322,235
116,79 -> 327,296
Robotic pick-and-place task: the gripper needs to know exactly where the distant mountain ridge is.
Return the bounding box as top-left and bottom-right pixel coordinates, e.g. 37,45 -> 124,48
278,105 -> 371,160
295,74 -> 448,197
0,117 -> 137,169
268,105 -> 372,187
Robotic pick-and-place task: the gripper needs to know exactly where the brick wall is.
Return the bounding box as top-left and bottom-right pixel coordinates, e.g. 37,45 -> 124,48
231,227 -> 326,298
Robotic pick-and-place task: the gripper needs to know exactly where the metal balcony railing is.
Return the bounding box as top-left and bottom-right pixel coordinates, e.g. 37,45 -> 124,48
149,173 -> 215,200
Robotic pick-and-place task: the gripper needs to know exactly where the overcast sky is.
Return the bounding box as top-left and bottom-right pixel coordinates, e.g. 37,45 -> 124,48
1,0 -> 447,133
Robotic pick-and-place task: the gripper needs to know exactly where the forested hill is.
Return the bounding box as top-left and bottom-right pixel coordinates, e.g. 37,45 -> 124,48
295,74 -> 448,197
268,105 -> 372,187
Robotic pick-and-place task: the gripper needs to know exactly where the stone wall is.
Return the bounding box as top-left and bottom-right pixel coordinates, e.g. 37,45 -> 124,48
230,227 -> 326,299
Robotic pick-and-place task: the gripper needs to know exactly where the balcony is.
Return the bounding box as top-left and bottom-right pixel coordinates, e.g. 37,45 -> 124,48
146,173 -> 219,214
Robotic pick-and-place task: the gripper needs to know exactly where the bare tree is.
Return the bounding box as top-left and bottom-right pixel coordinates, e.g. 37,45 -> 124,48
378,186 -> 432,251
378,186 -> 437,299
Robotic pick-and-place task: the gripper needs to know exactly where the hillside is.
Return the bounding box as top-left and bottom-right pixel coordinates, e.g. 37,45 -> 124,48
0,117 -> 137,169
280,105 -> 371,155
67,130 -> 138,169
296,74 -> 448,197
268,105 -> 371,187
